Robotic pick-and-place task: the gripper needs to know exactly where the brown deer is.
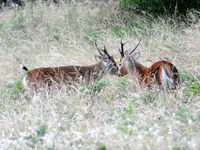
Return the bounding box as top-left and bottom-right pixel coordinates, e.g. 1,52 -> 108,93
118,40 -> 180,90
22,43 -> 118,92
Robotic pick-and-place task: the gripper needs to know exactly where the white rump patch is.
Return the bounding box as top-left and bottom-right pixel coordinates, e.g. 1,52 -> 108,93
20,64 -> 24,69
161,67 -> 174,89
23,76 -> 30,90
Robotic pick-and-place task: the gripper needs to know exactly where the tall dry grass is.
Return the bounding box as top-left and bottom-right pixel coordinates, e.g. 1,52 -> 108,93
0,1 -> 200,149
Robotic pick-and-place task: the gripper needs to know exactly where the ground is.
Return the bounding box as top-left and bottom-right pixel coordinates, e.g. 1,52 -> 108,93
0,1 -> 200,149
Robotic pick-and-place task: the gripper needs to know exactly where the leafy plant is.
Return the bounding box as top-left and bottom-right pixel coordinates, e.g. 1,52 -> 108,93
11,11 -> 26,30
179,72 -> 200,96
111,25 -> 126,37
184,82 -> 200,97
6,78 -> 25,96
66,6 -> 80,31
175,106 -> 190,122
25,124 -> 48,148
120,101 -> 135,120
117,99 -> 135,134
96,6 -> 110,22
120,0 -> 200,16
82,27 -> 98,44
0,20 -> 8,30
178,72 -> 195,82
116,75 -> 130,89
80,80 -> 109,95
96,144 -> 108,150
142,92 -> 155,104
36,125 -> 48,137
116,124 -> 134,134
191,113 -> 200,122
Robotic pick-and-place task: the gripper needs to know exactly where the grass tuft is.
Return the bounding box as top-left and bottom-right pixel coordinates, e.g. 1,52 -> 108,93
36,125 -> 48,137
25,124 -> 48,148
142,92 -> 156,104
80,80 -> 109,95
175,105 -> 190,122
179,72 -> 200,96
96,144 -> 108,150
5,78 -> 25,97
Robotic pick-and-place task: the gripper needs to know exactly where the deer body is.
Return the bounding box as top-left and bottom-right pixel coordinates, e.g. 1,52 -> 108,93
118,41 -> 180,89
22,44 -> 118,92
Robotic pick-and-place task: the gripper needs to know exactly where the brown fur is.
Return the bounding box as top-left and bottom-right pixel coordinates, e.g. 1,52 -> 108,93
23,49 -> 118,92
118,42 -> 180,89
119,56 -> 180,89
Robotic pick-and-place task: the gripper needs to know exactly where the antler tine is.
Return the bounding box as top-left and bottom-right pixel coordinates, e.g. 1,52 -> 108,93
129,39 -> 142,55
95,42 -> 104,56
118,48 -> 122,56
102,45 -> 111,58
120,39 -> 127,57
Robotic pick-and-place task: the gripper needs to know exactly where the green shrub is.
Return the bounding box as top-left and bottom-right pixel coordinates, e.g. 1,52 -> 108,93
36,125 -> 48,137
25,124 -> 48,148
96,6 -> 110,22
6,79 -> 25,96
111,25 -> 126,37
80,80 -> 109,95
184,82 -> 200,97
120,101 -> 135,120
96,144 -> 108,150
120,0 -> 200,16
116,99 -> 135,134
116,75 -> 130,89
116,124 -> 133,134
191,113 -> 200,122
179,72 -> 195,82
0,21 -> 8,30
179,72 -> 200,97
11,11 -> 26,30
66,6 -> 79,31
175,106 -> 190,121
142,92 -> 156,104
82,27 -> 98,44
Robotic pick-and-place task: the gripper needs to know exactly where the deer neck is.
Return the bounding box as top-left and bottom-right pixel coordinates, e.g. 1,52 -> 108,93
94,62 -> 106,76
83,62 -> 106,83
128,56 -> 146,82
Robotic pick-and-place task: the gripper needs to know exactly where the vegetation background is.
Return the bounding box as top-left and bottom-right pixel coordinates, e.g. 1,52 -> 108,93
0,0 -> 200,149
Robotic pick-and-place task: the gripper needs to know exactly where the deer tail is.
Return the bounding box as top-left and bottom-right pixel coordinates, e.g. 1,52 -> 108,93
20,64 -> 29,72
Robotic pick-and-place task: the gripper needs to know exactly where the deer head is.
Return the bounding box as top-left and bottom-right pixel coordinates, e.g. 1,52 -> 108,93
95,42 -> 118,75
118,40 -> 141,76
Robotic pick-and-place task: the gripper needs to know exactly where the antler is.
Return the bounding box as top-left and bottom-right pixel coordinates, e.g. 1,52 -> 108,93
102,45 -> 111,58
119,39 -> 127,57
95,42 -> 104,56
129,39 -> 142,55
95,42 -> 111,58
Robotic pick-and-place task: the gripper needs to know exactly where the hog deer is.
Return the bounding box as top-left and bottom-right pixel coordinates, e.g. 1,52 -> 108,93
22,43 -> 118,92
118,40 -> 180,90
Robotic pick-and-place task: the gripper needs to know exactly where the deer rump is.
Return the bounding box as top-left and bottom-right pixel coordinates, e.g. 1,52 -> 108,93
141,60 -> 179,89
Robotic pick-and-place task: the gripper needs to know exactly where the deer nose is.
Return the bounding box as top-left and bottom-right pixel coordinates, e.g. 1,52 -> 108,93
117,70 -> 122,77
118,73 -> 123,77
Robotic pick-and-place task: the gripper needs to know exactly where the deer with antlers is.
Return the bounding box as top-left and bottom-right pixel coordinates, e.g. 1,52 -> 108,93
118,40 -> 180,89
21,43 -> 118,92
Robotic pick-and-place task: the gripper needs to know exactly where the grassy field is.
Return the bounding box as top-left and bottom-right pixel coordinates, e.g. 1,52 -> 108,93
0,1 -> 200,149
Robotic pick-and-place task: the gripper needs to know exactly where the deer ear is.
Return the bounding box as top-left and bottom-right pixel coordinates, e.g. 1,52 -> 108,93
95,55 -> 102,62
132,51 -> 140,60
